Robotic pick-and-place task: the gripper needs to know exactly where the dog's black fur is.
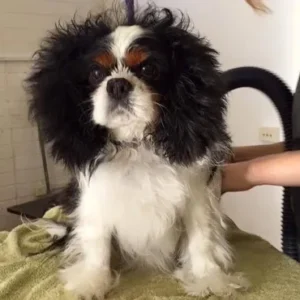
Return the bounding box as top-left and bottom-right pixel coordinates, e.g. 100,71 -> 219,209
26,6 -> 230,180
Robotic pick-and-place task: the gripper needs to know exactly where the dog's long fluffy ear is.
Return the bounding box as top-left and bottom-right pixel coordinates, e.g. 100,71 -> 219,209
26,15 -> 112,170
141,8 -> 231,165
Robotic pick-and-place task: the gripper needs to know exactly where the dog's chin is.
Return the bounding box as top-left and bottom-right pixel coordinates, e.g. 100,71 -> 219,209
93,103 -> 132,128
93,94 -> 156,142
105,108 -> 133,129
94,108 -> 149,142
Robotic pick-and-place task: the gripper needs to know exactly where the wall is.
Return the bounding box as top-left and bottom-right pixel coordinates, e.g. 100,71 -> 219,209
138,0 -> 300,250
0,0 -> 116,230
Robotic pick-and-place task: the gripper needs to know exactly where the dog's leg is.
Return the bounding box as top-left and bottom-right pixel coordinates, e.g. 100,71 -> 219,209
59,180 -> 116,299
175,169 -> 249,297
60,230 -> 114,299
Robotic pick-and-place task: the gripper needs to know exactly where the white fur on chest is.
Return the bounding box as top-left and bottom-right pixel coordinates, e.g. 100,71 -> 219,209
76,146 -> 197,268
60,146 -> 243,300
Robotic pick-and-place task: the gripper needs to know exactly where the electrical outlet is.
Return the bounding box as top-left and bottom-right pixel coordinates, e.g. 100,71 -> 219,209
259,127 -> 280,143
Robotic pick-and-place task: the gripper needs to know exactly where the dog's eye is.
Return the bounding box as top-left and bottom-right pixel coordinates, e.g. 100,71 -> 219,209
141,63 -> 158,79
89,66 -> 106,85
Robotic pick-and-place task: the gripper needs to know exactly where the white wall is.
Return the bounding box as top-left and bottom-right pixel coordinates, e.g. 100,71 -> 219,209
138,0 -> 300,250
0,0 -> 116,60
0,0 -> 116,230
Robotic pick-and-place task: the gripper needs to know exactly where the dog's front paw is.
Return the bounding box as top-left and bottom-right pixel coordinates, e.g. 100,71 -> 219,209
175,268 -> 250,298
60,261 -> 117,299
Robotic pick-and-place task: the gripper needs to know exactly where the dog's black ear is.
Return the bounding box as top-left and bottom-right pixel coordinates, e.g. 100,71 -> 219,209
153,10 -> 231,165
26,16 -> 111,170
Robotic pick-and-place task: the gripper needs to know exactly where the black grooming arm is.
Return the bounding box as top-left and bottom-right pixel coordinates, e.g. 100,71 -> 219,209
223,67 -> 299,261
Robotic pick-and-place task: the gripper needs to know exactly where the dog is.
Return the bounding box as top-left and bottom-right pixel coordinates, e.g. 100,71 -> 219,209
26,5 -> 248,299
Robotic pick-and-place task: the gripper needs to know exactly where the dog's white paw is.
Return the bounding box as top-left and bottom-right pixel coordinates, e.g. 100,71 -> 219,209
175,268 -> 250,298
60,261 -> 117,299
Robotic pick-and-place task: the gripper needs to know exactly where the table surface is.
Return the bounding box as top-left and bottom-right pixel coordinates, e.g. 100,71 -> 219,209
7,191 -> 62,219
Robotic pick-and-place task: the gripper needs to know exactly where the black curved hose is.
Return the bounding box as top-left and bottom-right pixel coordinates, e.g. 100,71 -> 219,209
222,66 -> 298,260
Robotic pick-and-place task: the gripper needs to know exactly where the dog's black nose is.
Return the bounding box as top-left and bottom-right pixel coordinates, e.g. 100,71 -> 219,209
106,78 -> 133,100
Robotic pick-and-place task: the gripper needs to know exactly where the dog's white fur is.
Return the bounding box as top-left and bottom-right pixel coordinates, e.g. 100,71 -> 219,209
57,145 -> 248,299
43,26 -> 248,299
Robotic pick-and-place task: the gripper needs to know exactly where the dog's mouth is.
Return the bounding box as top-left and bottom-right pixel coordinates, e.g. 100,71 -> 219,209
108,95 -> 133,114
105,101 -> 135,129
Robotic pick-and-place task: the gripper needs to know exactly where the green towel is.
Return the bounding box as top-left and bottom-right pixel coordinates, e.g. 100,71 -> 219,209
1,207 -> 300,300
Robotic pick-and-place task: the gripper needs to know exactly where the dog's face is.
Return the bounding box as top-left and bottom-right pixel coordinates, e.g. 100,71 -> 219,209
90,25 -> 168,140
27,7 -> 230,170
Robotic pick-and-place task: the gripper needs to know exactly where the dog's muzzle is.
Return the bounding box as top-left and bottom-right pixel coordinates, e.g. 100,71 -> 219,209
106,78 -> 133,111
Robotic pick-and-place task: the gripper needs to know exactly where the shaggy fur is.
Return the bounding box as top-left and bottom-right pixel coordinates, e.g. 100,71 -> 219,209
26,5 -> 248,299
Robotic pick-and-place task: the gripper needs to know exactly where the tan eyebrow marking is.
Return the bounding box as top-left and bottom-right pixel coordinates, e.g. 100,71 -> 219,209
124,48 -> 149,67
94,52 -> 116,68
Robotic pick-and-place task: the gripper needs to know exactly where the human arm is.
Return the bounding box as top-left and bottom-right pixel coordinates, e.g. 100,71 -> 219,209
222,150 -> 300,193
233,142 -> 284,162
